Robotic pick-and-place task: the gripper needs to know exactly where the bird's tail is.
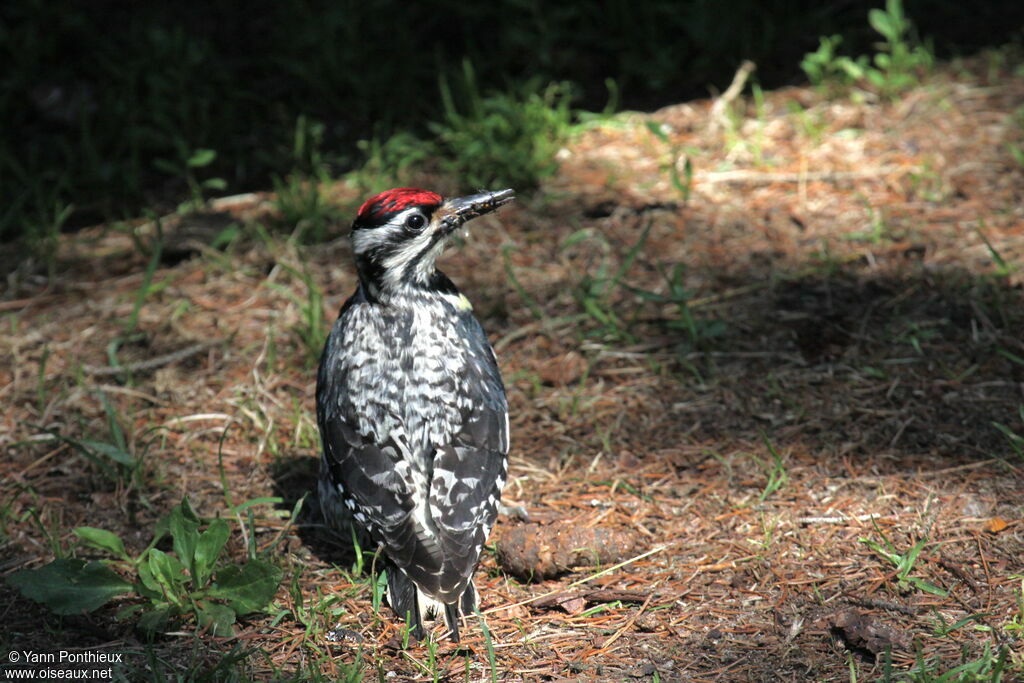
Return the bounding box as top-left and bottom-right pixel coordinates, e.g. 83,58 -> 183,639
385,564 -> 476,642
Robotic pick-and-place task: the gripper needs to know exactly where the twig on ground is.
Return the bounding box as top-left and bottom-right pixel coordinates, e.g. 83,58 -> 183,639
935,556 -> 981,594
532,589 -> 652,609
483,544 -> 669,615
600,593 -> 655,650
83,340 -> 218,376
709,60 -> 756,132
696,166 -> 920,186
0,295 -> 60,312
797,514 -> 882,524
493,314 -> 587,352
844,595 -> 919,616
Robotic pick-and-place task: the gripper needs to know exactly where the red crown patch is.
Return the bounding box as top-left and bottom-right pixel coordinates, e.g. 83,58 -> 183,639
356,188 -> 443,223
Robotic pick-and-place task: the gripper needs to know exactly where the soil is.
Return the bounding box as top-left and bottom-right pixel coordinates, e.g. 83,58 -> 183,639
2,54 -> 1023,681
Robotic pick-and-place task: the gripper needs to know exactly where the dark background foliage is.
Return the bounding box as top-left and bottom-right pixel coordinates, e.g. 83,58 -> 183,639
2,0 -> 1022,243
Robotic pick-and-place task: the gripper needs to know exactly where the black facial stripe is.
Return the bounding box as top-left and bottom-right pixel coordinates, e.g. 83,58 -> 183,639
400,229 -> 449,284
353,204 -> 440,231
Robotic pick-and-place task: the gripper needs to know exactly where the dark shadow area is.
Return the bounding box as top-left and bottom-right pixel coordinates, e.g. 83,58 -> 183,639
607,257 -> 1024,471
3,0 -> 1023,243
0,581 -> 261,679
267,451 -> 357,569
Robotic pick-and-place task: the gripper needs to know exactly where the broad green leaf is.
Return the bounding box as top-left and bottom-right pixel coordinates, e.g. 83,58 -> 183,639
561,229 -> 592,249
147,515 -> 171,552
230,497 -> 284,514
209,560 -> 283,614
211,224 -> 240,249
372,570 -> 388,613
644,120 -> 669,143
99,391 -> 127,451
169,499 -> 200,577
869,10 -> 894,40
193,517 -> 230,588
137,605 -> 173,635
79,439 -> 135,466
187,148 -> 216,167
178,496 -> 201,524
6,559 -> 132,614
911,578 -> 948,597
148,549 -> 187,605
115,603 -> 144,621
74,527 -> 129,560
196,601 -> 237,636
136,556 -> 163,597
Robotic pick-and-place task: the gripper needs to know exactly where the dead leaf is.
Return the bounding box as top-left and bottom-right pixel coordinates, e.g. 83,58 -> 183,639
985,517 -> 1008,533
823,609 -> 911,655
559,597 -> 587,615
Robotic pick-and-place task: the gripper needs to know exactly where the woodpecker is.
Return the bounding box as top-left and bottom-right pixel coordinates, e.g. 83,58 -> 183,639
316,187 -> 514,642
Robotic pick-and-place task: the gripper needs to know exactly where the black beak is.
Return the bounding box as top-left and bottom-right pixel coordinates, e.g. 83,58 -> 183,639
440,189 -> 515,232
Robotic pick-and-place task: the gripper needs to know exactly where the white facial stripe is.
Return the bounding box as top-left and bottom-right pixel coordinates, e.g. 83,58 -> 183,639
351,223 -> 401,255
411,238 -> 449,281
380,230 -> 435,288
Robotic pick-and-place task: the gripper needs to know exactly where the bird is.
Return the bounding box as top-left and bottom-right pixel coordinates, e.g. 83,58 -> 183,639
316,187 -> 514,642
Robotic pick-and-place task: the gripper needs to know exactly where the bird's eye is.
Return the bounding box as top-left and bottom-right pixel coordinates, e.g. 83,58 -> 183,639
405,213 -> 426,230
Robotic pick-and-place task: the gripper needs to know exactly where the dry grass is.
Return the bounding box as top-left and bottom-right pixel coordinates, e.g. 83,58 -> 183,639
2,53 -> 1024,681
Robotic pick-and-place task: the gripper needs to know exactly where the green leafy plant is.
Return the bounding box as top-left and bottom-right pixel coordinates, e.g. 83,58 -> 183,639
272,116 -> 343,243
859,522 -> 947,597
843,200 -> 890,244
864,0 -> 934,96
431,61 -> 573,190
800,35 -> 855,88
1006,106 -> 1024,169
644,120 -> 693,201
98,222 -> 171,383
23,196 -> 74,271
267,263 -> 328,367
930,610 -> 990,637
757,437 -> 788,502
1008,142 -> 1024,169
801,0 -> 932,99
1005,577 -> 1024,633
899,642 -> 1011,682
348,61 -> 574,195
992,404 -> 1024,463
627,262 -> 727,352
40,391 -> 152,494
154,146 -> 226,212
976,226 -> 1016,279
273,173 -> 341,244
786,100 -> 828,145
348,131 -> 436,199
502,246 -> 545,320
749,82 -> 769,167
6,497 -> 282,636
477,608 -> 499,683
570,220 -> 654,343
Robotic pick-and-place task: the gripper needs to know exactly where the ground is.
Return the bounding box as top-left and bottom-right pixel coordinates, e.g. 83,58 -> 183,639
1,54 -> 1023,681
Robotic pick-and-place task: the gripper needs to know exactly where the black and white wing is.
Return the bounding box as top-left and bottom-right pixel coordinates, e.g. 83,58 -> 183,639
428,323 -> 509,599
